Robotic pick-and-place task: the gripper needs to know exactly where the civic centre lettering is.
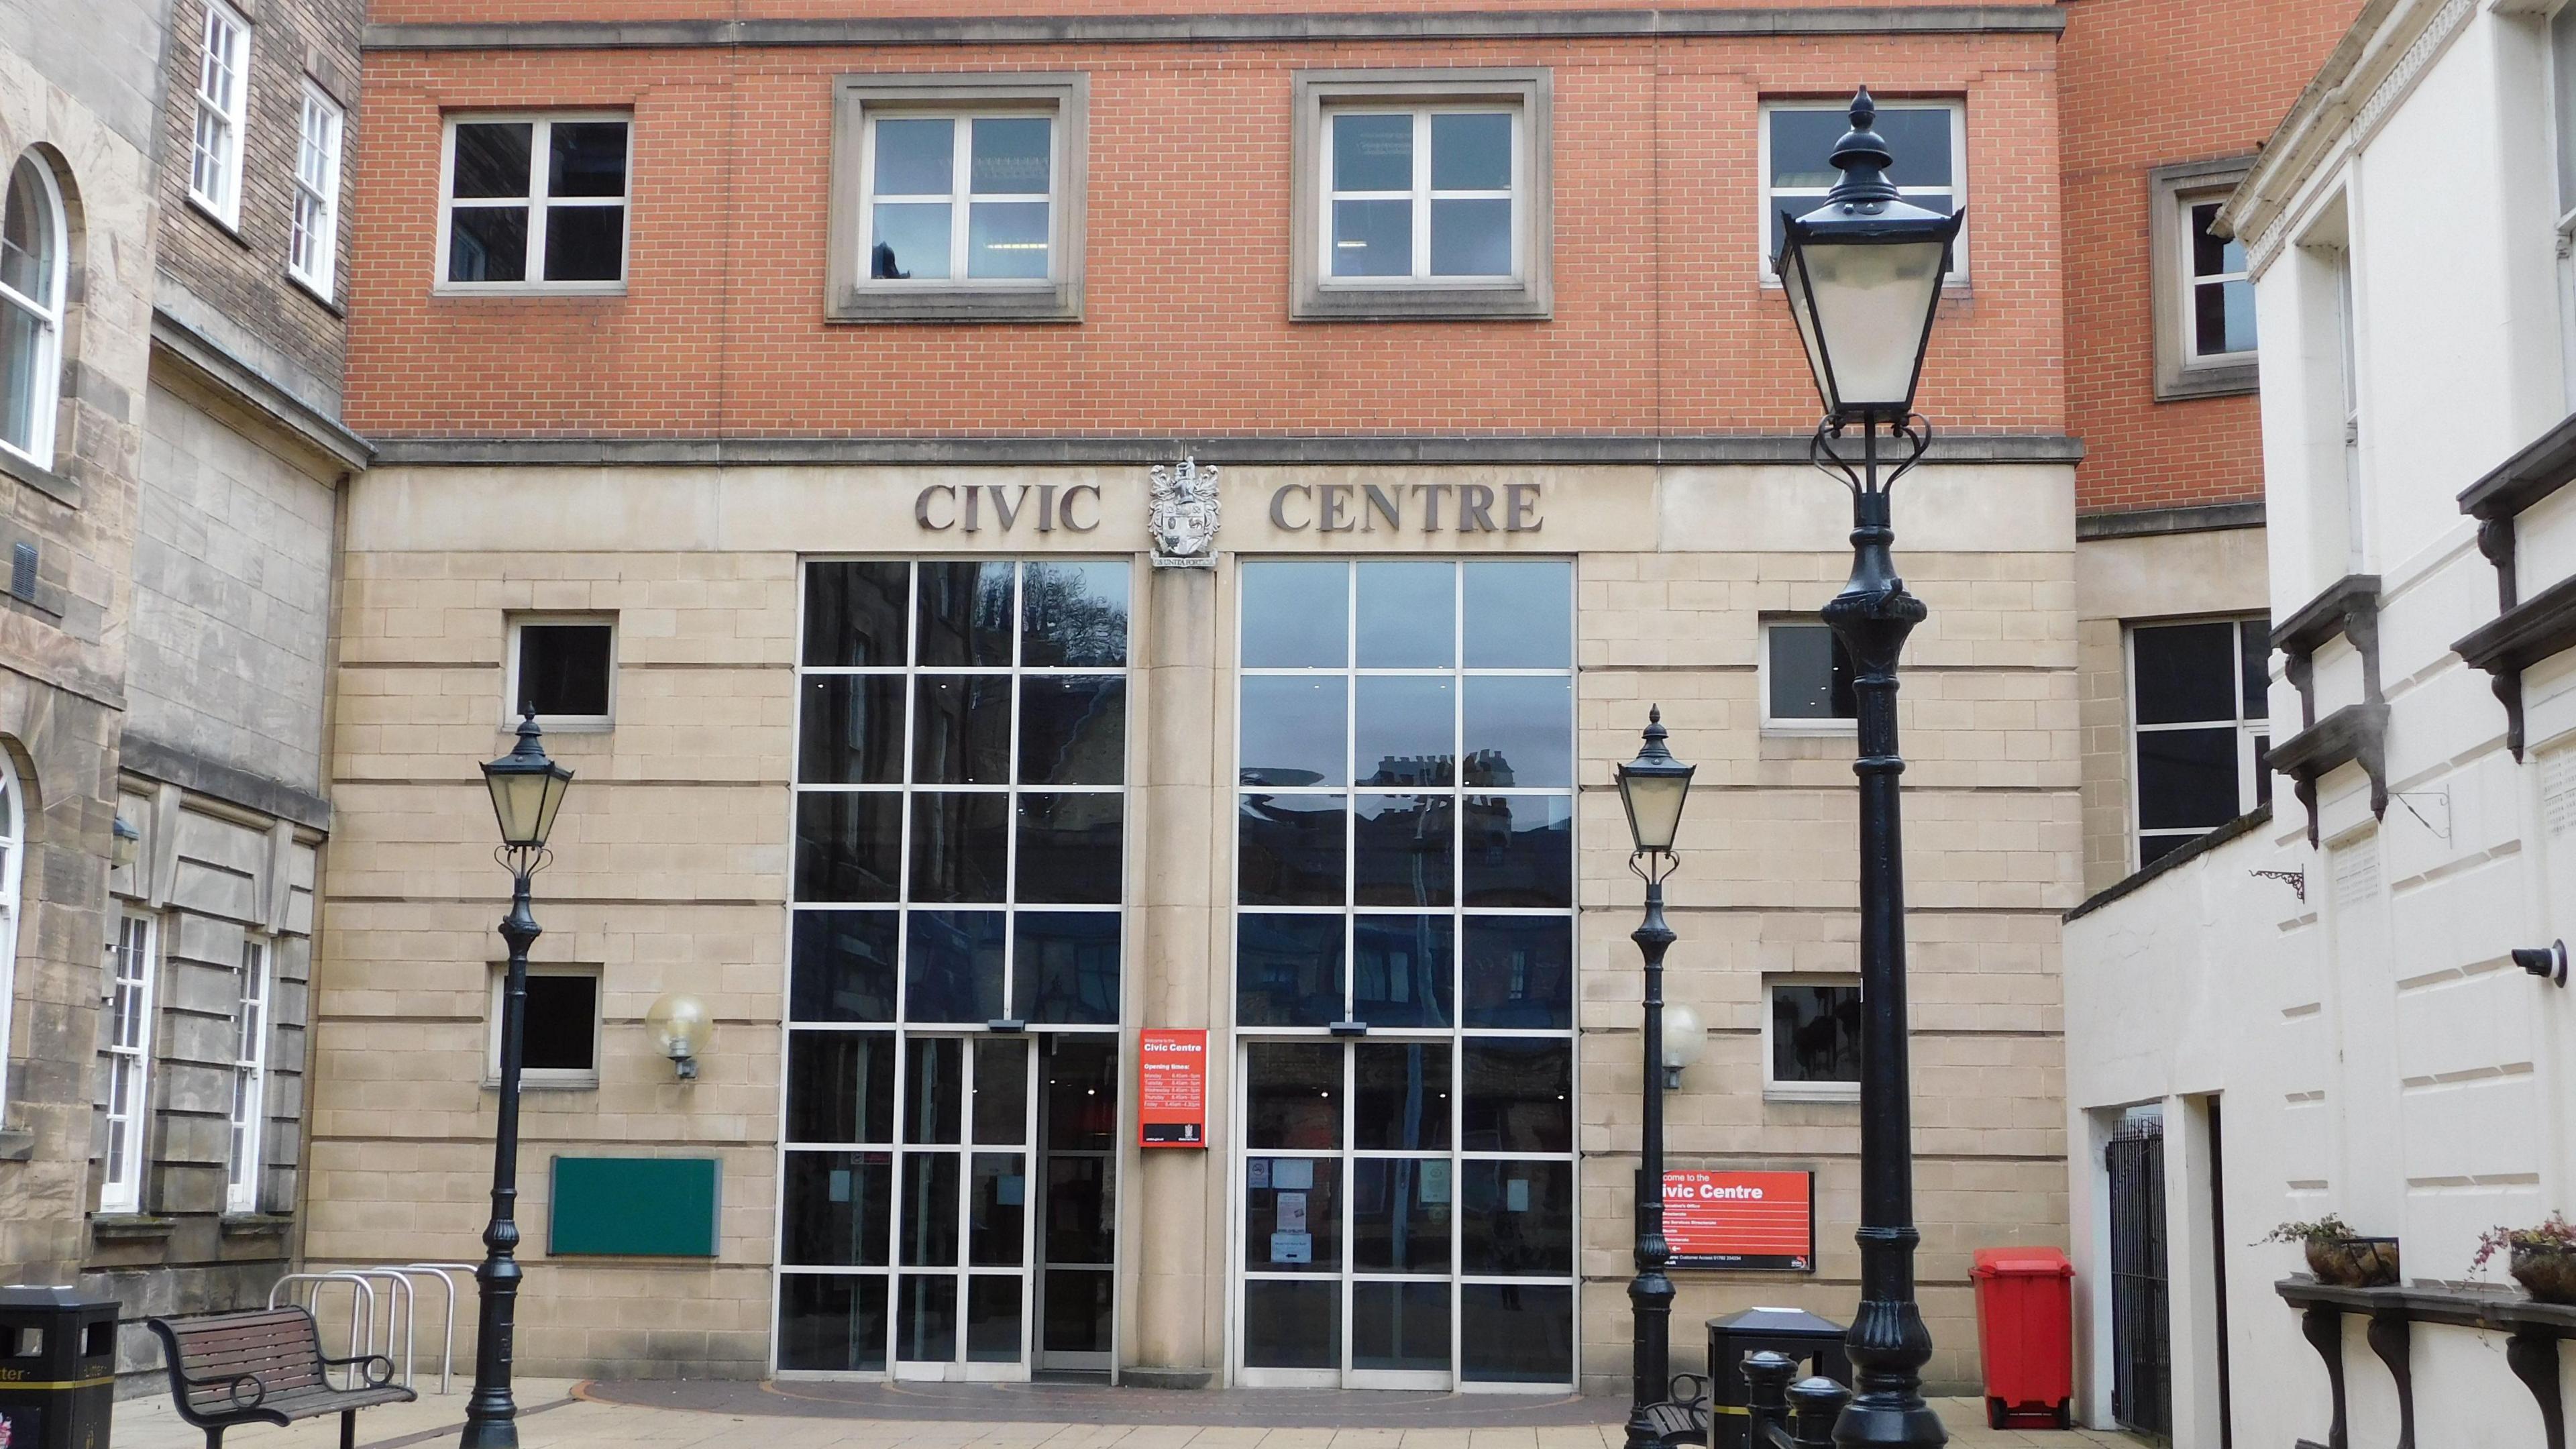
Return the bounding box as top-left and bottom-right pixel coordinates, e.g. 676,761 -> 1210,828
913,482 -> 1103,533
1267,481 -> 1542,534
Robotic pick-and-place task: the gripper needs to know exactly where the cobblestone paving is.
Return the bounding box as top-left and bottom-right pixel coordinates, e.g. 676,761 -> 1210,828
109,1379 -> 2141,1448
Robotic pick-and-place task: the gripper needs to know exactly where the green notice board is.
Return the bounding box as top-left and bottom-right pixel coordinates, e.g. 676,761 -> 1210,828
549,1157 -> 720,1257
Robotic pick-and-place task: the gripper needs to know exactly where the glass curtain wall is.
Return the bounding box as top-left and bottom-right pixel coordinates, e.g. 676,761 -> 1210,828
1234,559 -> 1578,1390
780,559 -> 1128,1379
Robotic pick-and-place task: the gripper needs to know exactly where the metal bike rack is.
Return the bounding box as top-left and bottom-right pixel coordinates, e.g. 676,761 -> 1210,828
270,1263 -> 480,1393
341,1268 -> 416,1389
268,1271 -> 376,1378
398,1262 -> 478,1394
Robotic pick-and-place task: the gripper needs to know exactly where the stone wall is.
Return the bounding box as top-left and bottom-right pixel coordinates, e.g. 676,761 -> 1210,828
128,380 -> 341,800
0,37 -> 161,1289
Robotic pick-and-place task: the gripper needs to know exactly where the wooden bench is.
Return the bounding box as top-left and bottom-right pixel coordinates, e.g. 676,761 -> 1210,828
1636,1371 -> 1715,1446
146,1307 -> 415,1449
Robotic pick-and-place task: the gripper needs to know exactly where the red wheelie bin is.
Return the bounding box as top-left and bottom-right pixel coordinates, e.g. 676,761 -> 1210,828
1970,1246 -> 2074,1429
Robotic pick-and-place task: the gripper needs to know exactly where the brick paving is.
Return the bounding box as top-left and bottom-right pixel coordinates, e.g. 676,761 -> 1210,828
108,1378 -> 2142,1448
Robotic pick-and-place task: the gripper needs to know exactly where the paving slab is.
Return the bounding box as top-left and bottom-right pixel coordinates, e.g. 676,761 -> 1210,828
105,1379 -> 2141,1449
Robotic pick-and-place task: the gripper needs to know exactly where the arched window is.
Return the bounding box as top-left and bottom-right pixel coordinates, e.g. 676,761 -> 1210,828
0,756 -> 25,1120
1,152 -> 67,470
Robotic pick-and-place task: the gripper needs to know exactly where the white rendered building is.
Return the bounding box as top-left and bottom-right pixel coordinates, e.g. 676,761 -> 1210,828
2063,0 -> 2576,1442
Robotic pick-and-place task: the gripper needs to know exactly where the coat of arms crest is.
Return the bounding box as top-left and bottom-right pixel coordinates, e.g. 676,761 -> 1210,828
1148,455 -> 1221,568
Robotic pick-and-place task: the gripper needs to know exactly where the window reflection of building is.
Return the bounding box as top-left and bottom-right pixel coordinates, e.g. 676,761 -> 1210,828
1232,558 -> 1578,1389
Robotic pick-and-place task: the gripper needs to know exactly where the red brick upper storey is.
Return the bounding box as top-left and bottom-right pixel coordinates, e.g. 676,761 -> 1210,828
2057,0 -> 2357,516
345,7 -> 2068,440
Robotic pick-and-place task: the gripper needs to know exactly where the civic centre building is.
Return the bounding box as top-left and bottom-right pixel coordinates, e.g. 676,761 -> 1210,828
0,0 -> 2364,1413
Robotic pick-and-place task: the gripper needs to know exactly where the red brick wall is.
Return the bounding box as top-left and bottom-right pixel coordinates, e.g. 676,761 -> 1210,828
2057,0 -> 2356,516
372,0 -> 2017,28
345,31 -> 2065,439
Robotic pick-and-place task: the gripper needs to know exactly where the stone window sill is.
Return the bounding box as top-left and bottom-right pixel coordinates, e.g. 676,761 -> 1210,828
221,1212 -> 295,1237
0,447 -> 80,509
92,1214 -> 178,1241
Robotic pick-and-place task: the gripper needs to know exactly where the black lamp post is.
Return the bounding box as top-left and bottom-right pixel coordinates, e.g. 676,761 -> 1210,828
1615,708 -> 1695,1449
1772,86 -> 1960,1449
462,709 -> 573,1449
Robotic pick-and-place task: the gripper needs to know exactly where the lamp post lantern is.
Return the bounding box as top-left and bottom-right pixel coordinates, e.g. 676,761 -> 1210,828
1615,707 -> 1695,1449
462,709 -> 574,1449
1773,86 -> 1957,1449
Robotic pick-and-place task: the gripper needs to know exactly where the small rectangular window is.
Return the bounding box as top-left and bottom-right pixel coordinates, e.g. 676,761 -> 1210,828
290,83 -> 344,298
1763,621 -> 1856,729
101,913 -> 160,1214
190,0 -> 252,226
1762,100 -> 1963,278
440,115 -> 630,290
2130,615 -> 2271,869
496,966 -> 602,1085
2149,160 -> 2257,400
1290,70 -> 1553,321
508,616 -> 615,725
1766,977 -> 1862,1099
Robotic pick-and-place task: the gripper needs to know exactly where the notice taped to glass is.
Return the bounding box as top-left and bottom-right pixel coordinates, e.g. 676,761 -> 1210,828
1663,1169 -> 1815,1272
1138,1027 -> 1208,1146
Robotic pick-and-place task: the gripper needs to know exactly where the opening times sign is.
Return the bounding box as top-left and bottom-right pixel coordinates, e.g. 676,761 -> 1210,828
1663,1169 -> 1816,1272
1138,1028 -> 1208,1147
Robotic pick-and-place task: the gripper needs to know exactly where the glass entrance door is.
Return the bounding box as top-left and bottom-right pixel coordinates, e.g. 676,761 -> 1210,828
1036,1035 -> 1117,1374
892,1035 -> 1034,1378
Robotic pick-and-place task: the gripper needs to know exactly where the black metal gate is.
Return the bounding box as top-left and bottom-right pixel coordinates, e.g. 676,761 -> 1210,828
2108,1117 -> 2171,1437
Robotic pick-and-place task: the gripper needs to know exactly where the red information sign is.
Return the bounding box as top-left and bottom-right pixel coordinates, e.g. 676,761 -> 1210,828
1138,1028 -> 1208,1147
1664,1169 -> 1816,1272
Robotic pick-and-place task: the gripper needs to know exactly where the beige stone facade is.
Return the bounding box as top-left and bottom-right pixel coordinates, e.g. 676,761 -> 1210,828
304,455 -> 2082,1395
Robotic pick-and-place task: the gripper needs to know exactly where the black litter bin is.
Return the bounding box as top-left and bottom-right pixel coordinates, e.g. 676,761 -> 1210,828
0,1286 -> 118,1449
1705,1307 -> 1849,1449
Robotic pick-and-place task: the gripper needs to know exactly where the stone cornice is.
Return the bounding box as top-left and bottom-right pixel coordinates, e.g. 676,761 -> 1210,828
362,433 -> 2085,468
2220,0 -> 2471,278
363,6 -> 2067,51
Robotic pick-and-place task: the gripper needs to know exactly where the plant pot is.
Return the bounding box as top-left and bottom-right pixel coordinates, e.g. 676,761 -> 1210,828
2512,1245 -> 2576,1305
2306,1236 -> 2400,1287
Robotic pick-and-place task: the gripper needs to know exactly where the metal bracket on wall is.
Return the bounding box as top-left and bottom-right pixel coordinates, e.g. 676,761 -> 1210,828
2251,868 -> 2308,904
2391,789 -> 2450,841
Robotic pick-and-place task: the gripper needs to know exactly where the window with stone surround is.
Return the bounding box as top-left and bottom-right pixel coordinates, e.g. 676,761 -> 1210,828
289,82 -> 344,299
1766,975 -> 1862,1102
506,615 -> 615,727
1290,70 -> 1553,321
491,965 -> 600,1089
189,0 -> 251,227
1233,558 -> 1577,1390
1,152 -> 67,470
1762,619 -> 1856,732
2129,616 -> 2271,869
2149,160 -> 2258,400
828,76 -> 1089,323
439,113 -> 630,291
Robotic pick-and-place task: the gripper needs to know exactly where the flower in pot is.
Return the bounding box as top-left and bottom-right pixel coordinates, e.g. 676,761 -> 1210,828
2259,1215 -> 2400,1287
2473,1212 -> 2576,1305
